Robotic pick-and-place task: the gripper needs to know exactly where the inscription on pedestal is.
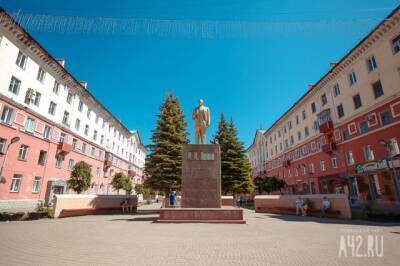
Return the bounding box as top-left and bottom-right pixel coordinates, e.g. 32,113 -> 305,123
181,144 -> 221,208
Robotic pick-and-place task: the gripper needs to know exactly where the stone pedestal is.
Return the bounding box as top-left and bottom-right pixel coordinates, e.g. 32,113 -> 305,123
158,144 -> 245,224
181,144 -> 221,208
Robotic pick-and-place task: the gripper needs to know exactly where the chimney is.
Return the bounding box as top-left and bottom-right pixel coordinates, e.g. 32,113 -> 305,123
330,62 -> 337,69
56,59 -> 65,67
308,84 -> 314,90
79,81 -> 87,89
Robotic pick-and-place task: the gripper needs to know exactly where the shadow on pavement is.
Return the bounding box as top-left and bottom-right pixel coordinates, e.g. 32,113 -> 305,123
110,216 -> 158,222
259,213 -> 400,227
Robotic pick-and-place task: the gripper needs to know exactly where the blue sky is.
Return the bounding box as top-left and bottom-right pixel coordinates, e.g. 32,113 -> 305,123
1,0 -> 399,147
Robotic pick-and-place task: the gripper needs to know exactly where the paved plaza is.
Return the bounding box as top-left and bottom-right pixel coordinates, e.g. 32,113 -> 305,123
0,204 -> 399,266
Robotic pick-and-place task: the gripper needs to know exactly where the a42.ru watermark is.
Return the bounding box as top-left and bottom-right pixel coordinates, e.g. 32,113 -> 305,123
338,228 -> 384,257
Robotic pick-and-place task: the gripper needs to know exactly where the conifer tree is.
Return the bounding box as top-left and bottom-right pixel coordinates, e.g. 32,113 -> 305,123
212,114 -> 253,194
144,93 -> 189,194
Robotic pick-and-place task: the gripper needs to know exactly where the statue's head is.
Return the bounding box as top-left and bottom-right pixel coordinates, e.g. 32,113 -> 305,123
198,99 -> 204,107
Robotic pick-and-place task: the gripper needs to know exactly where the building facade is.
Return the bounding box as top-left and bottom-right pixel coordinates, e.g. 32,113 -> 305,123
0,9 -> 146,210
249,7 -> 400,207
247,130 -> 267,179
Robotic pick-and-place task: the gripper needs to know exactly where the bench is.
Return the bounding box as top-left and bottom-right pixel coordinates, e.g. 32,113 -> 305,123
59,207 -> 137,218
255,206 -> 340,217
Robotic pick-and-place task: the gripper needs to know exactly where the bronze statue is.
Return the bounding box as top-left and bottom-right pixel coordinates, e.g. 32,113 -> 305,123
192,99 -> 210,144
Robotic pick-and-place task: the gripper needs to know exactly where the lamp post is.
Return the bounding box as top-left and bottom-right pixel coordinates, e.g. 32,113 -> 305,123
0,136 -> 20,184
379,139 -> 400,202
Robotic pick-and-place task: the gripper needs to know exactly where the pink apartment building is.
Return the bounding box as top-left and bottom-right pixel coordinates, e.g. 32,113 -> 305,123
0,8 -> 146,210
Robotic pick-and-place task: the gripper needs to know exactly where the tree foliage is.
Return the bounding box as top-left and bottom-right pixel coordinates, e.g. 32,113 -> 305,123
144,93 -> 189,193
212,114 -> 253,194
253,176 -> 285,194
111,172 -> 132,194
67,161 -> 92,194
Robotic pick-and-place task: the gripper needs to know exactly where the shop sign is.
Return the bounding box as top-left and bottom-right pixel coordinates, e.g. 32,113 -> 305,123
355,160 -> 388,174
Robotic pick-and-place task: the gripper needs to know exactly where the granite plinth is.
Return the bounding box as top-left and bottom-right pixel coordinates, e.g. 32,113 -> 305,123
157,207 -> 245,224
181,144 -> 221,208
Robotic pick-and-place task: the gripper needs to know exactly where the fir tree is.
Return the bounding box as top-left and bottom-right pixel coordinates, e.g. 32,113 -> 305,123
144,93 -> 189,194
212,114 -> 253,194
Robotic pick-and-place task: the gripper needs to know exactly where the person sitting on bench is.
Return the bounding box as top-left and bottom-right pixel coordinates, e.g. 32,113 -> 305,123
121,198 -> 134,213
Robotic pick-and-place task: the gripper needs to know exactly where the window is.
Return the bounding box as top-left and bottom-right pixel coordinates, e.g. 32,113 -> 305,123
302,110 -> 306,120
348,71 -> 357,86
66,93 -> 73,104
10,175 -> 23,192
290,135 -> 294,145
62,111 -> 70,126
57,132 -> 67,144
72,139 -> 77,150
311,102 -> 316,113
359,121 -> 368,134
25,117 -> 35,133
320,160 -> 326,171
38,150 -> 47,165
33,92 -> 41,106
321,94 -> 327,106
93,130 -> 98,141
68,159 -> 74,170
301,165 -> 306,175
331,155 -> 338,168
82,143 -> 87,154
8,76 -> 21,95
53,81 -> 60,94
37,68 -> 46,83
16,51 -> 28,69
0,138 -> 6,153
43,125 -> 51,139
1,106 -> 14,124
91,147 -> 95,156
367,56 -> 377,72
353,94 -> 362,109
333,83 -> 340,97
18,145 -> 29,160
296,115 -> 299,125
388,138 -> 400,156
32,176 -> 41,193
84,125 -> 89,136
316,139 -> 321,150
78,100 -> 83,112
363,145 -> 374,161
342,128 -> 350,141
75,119 -> 81,131
95,115 -> 99,124
309,163 -> 314,174
391,34 -> 400,54
100,135 -> 104,145
372,80 -> 384,98
55,154 -> 63,168
380,110 -> 393,126
102,120 -> 106,129
15,52 -> 28,69
304,127 -> 309,137
87,109 -> 91,119
297,131 -> 302,141
48,102 -> 57,115
288,121 -> 292,129
346,151 -> 354,166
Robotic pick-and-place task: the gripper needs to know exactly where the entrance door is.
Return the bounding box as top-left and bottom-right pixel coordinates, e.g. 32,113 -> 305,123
53,186 -> 64,195
349,176 -> 360,206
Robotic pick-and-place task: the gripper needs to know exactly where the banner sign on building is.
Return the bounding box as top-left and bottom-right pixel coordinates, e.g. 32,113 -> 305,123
355,160 -> 388,174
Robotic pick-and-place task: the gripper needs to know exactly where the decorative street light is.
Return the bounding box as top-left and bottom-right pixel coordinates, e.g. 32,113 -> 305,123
378,139 -> 400,202
0,136 -> 20,184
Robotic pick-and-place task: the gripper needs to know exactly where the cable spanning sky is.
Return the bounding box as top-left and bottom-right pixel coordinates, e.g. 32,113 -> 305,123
1,0 -> 399,147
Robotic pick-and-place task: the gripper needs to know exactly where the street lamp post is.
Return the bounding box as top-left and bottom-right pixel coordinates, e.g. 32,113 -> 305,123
379,139 -> 400,202
0,136 -> 20,184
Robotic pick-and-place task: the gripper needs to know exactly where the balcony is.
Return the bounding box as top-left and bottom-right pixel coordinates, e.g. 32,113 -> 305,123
319,121 -> 333,134
104,160 -> 112,169
322,142 -> 336,153
283,160 -> 291,168
128,170 -> 136,177
57,141 -> 72,154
